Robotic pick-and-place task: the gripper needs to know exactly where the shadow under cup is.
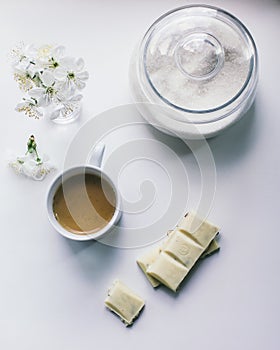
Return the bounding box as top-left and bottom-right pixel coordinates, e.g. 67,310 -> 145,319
47,166 -> 121,241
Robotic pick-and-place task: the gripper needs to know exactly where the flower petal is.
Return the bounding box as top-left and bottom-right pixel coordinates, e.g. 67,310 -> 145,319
25,44 -> 38,58
15,102 -> 27,110
52,45 -> 65,59
75,79 -> 86,90
60,56 -> 76,70
69,94 -> 83,102
40,71 -> 55,86
32,166 -> 47,181
53,67 -> 67,80
76,58 -> 85,71
76,71 -> 89,80
28,88 -> 44,99
22,161 -> 35,177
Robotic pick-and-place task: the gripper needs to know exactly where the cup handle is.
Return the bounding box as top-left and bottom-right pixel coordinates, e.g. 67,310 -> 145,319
89,143 -> 105,168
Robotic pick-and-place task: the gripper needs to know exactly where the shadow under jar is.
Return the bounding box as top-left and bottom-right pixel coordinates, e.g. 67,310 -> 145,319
129,5 -> 258,139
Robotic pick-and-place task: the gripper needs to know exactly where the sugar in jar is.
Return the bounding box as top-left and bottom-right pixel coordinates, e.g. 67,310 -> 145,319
129,5 -> 258,139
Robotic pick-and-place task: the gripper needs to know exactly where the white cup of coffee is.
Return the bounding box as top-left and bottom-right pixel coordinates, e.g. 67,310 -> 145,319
46,144 -> 121,241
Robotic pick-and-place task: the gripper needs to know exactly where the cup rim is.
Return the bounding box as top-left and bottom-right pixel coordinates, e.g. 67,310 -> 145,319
46,165 -> 121,241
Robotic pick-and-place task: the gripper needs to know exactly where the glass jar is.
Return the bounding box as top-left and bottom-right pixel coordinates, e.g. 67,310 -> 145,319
48,98 -> 82,124
129,5 -> 258,139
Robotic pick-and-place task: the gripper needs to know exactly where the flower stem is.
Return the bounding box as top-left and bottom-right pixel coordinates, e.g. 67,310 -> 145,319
27,135 -> 41,163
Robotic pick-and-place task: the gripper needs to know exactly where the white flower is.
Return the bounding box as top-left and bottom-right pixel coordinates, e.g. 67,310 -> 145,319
10,134 -> 56,181
38,45 -> 66,70
24,154 -> 54,180
37,45 -> 54,60
28,71 -> 65,106
13,68 -> 35,91
16,98 -> 43,119
9,156 -> 26,174
10,43 -> 37,67
11,44 -> 39,90
54,57 -> 89,91
9,152 -> 55,181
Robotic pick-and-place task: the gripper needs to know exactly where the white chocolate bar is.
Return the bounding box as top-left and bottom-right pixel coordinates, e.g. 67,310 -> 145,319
137,237 -> 219,287
105,280 -> 145,326
137,247 -> 161,288
178,211 -> 219,247
146,252 -> 189,292
163,229 -> 204,269
139,212 -> 220,291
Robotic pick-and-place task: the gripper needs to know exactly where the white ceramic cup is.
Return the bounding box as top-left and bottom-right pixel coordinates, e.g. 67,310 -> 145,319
46,144 -> 121,241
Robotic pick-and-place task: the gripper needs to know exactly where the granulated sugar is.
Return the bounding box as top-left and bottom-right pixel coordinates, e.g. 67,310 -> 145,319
145,17 -> 251,111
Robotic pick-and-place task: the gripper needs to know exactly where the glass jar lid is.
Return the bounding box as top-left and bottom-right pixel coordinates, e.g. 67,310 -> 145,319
141,5 -> 258,114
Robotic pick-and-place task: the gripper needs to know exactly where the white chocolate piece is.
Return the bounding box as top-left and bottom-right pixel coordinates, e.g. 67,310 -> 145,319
147,252 -> 189,292
166,228 -> 219,258
137,247 -> 161,288
137,237 -> 219,288
178,211 -> 219,247
164,229 -> 204,269
105,280 -> 145,326
201,239 -> 220,258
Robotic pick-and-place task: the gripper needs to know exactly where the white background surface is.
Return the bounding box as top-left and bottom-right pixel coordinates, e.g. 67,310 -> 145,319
0,0 -> 280,349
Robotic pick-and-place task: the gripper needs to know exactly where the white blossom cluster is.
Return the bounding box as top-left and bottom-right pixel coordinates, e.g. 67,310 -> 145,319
11,43 -> 89,120
9,135 -> 55,181
9,153 -> 55,181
